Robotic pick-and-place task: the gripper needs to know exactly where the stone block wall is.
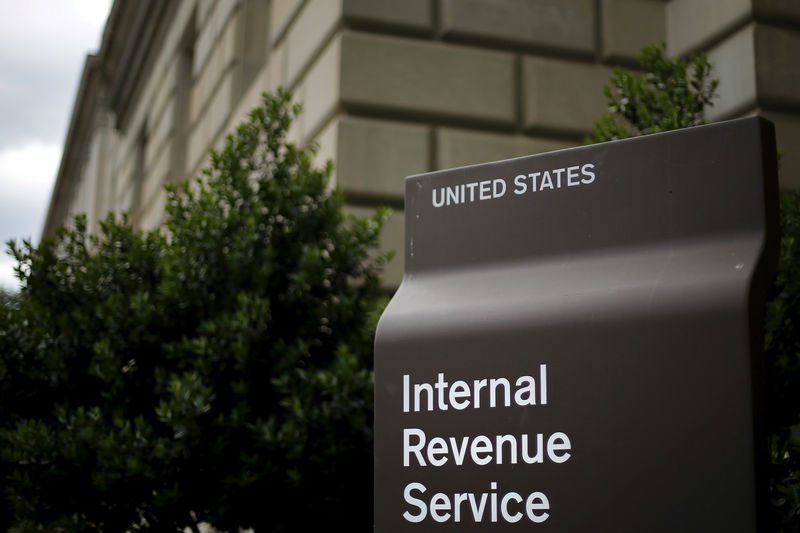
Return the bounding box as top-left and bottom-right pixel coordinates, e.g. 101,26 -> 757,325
667,0 -> 800,188
267,0 -> 652,285
48,0 -> 800,288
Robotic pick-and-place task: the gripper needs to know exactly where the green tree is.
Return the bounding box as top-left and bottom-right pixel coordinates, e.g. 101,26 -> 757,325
0,89 -> 389,532
589,42 -> 800,531
765,192 -> 800,531
587,42 -> 718,143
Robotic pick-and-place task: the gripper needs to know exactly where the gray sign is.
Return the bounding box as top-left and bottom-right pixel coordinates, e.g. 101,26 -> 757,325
374,118 -> 778,531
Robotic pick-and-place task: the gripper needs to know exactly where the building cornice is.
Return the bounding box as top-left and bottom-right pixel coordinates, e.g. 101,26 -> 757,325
42,0 -> 173,238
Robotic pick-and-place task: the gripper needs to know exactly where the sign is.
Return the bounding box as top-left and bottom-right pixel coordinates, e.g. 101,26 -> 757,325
374,118 -> 778,531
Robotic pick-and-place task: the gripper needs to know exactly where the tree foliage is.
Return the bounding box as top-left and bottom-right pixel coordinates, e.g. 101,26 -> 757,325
765,192 -> 800,531
0,90 -> 389,532
589,43 -> 800,531
587,42 -> 718,143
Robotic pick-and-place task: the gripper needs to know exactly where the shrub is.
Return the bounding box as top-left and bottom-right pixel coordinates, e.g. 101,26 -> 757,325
0,89 -> 389,532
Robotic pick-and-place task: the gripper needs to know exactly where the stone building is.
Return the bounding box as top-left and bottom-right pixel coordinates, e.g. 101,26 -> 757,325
44,0 -> 800,286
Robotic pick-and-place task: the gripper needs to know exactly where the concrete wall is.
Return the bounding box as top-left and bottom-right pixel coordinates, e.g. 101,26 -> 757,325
47,0 -> 800,287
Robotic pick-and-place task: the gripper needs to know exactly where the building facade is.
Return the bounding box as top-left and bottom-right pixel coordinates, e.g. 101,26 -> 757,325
44,0 -> 800,286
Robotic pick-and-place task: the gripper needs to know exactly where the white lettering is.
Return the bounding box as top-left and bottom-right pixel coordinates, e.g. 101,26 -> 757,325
432,163 -> 596,207
547,432 -> 572,463
450,437 -> 469,465
427,437 -> 448,466
401,428 -> 570,468
501,492 -> 523,523
432,188 -> 445,208
496,434 -> 517,465
540,364 -> 547,404
403,374 -> 410,412
473,378 -> 487,408
529,172 -> 541,192
466,182 -> 478,201
449,380 -> 470,409
489,377 -> 510,407
454,493 -> 469,522
479,180 -> 491,200
403,483 -> 427,522
414,382 -> 433,412
435,372 -> 448,411
469,492 -> 488,522
514,375 -> 537,406
471,435 -> 493,465
403,368 -> 547,412
514,174 -> 526,195
491,481 -> 498,522
402,483 -> 551,524
542,171 -> 555,190
404,428 -> 426,466
522,433 -> 544,464
430,493 -> 451,522
581,163 -> 595,184
446,186 -> 459,206
567,165 -> 580,186
553,168 -> 565,188
526,492 -> 550,523
493,178 -> 506,198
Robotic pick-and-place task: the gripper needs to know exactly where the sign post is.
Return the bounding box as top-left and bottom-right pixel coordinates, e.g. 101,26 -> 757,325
374,118 -> 778,531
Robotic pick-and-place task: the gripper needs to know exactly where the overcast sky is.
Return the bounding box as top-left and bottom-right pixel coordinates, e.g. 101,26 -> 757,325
0,0 -> 112,290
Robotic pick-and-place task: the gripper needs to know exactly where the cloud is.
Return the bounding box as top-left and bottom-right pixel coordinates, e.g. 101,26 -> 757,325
0,142 -> 61,291
0,0 -> 111,292
0,63 -> 83,147
0,0 -> 109,72
0,142 -> 60,228
0,0 -> 111,147
0,255 -> 21,291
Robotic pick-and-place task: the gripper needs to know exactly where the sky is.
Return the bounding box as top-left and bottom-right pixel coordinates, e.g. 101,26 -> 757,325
0,0 -> 112,290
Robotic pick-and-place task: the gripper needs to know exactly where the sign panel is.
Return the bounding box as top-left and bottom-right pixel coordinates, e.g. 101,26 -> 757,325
374,118 -> 778,532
